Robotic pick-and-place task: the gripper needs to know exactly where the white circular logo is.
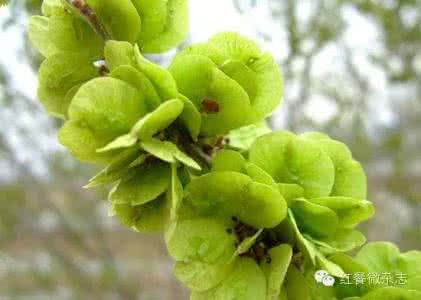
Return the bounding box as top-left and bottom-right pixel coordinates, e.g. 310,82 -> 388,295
322,275 -> 336,286
314,270 -> 336,286
315,270 -> 329,283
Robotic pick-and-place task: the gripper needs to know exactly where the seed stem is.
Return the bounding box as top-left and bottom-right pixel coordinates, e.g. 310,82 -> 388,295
65,0 -> 110,40
190,144 -> 213,168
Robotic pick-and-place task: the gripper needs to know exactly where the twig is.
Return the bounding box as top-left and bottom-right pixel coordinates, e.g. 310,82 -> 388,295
190,144 -> 212,168
65,0 -> 110,40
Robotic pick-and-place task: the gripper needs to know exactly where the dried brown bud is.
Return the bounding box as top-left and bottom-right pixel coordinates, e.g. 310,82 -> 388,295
201,97 -> 219,114
71,0 -> 84,9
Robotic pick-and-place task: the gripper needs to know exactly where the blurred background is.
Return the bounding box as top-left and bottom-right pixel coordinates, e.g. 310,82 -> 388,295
0,0 -> 420,299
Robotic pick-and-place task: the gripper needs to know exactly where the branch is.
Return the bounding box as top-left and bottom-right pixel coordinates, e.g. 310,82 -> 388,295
65,0 -> 110,40
190,144 -> 213,168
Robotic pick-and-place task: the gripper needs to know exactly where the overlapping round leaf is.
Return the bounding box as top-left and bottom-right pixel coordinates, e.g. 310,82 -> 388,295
59,76 -> 147,163
86,0 -> 189,52
56,42 -> 202,232
248,131 -> 373,236
31,0 -> 188,53
27,3 -> 421,300
199,138 -> 371,296
246,131 -> 374,282
191,258 -> 267,300
110,162 -> 183,232
283,264 -> 339,300
29,0 -> 189,117
59,42 -> 199,164
249,131 -> 335,198
330,242 -> 421,300
169,32 -> 283,135
29,0 -> 104,58
164,167 -> 294,299
166,217 -> 237,291
301,132 -> 367,199
261,244 -> 293,300
185,171 -> 287,228
164,159 -> 291,296
29,1 -> 104,117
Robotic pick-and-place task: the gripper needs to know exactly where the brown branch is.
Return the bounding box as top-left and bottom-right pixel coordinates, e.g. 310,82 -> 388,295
188,144 -> 213,168
65,0 -> 110,40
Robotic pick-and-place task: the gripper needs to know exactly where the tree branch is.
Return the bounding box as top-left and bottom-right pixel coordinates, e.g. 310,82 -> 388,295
65,0 -> 110,40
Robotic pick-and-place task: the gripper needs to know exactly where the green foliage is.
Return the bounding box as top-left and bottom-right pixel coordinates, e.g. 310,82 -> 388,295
37,51 -> 99,118
330,242 -> 421,300
59,77 -> 147,163
27,1 -> 421,299
28,0 -> 189,117
175,129 -> 377,299
249,131 -> 336,198
261,244 -> 292,300
29,9 -> 103,117
227,121 -> 272,150
169,32 -> 283,135
185,171 -> 287,228
166,217 -> 236,291
110,162 -> 171,206
192,258 -> 267,300
86,0 -> 141,42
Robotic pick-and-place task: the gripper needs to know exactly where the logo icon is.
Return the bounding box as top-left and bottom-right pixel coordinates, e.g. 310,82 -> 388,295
315,270 -> 336,286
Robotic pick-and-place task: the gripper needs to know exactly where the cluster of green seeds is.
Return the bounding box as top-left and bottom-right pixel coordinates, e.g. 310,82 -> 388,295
28,1 -> 421,299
